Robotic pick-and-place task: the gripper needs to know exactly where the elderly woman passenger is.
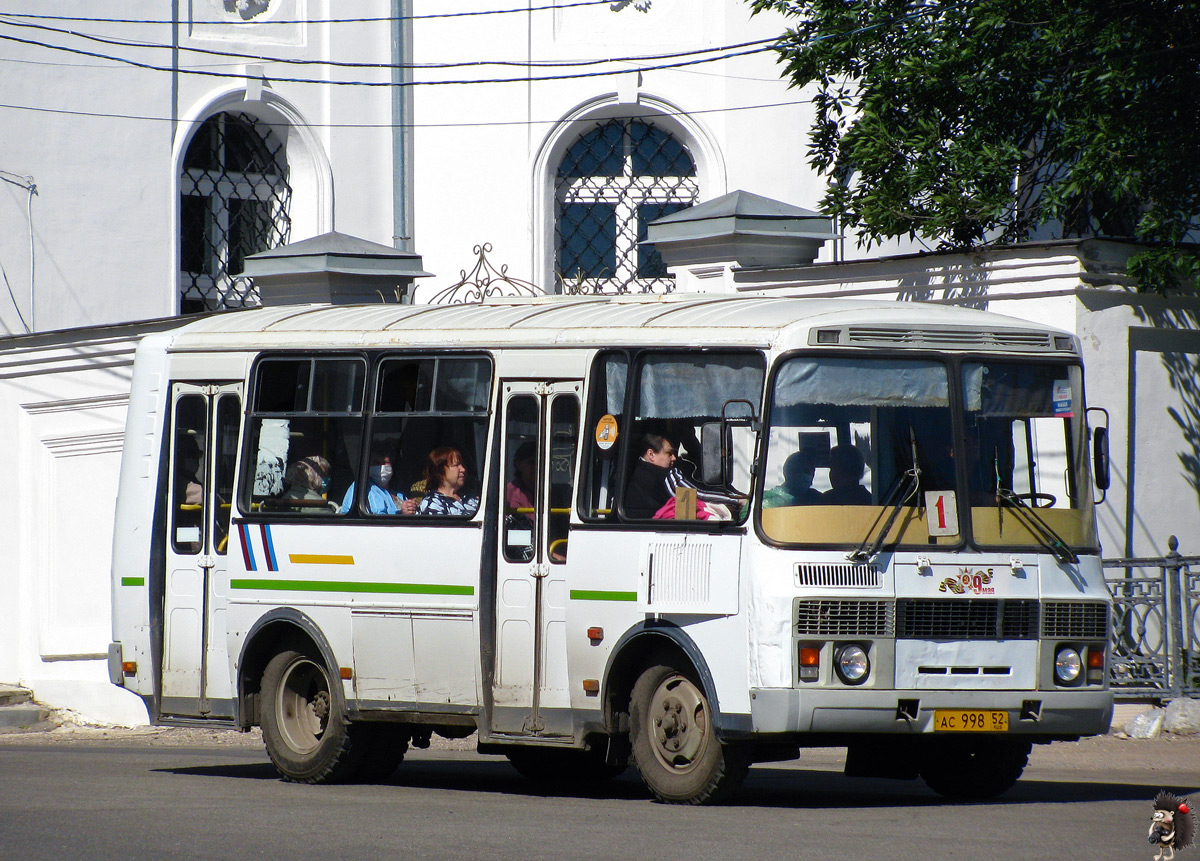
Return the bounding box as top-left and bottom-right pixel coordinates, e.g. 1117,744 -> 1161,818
417,447 -> 480,516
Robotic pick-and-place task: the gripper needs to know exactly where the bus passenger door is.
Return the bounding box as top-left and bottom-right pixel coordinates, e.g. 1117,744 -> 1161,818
160,383 -> 241,720
492,380 -> 581,737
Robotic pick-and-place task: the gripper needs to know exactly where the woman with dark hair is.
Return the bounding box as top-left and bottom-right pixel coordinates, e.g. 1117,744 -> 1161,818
417,446 -> 480,516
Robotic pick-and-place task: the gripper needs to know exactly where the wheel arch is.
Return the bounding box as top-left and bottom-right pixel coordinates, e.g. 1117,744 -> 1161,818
236,608 -> 343,729
601,622 -> 730,738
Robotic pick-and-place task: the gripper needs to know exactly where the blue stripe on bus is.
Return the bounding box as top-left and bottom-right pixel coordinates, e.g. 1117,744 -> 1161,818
260,523 -> 278,572
240,523 -> 257,572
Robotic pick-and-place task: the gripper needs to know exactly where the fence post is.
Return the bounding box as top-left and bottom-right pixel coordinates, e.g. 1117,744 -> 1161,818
1166,535 -> 1184,699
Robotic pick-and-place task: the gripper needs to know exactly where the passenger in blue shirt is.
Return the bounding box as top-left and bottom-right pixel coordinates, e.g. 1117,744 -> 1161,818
341,451 -> 417,515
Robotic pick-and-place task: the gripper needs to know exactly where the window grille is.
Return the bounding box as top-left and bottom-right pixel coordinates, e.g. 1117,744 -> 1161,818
554,119 -> 697,295
179,112 -> 292,314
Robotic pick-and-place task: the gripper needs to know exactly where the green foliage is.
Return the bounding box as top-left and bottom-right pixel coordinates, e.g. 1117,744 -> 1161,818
749,0 -> 1200,292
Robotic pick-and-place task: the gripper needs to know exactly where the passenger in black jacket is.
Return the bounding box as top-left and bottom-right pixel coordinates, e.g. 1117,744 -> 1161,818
624,433 -> 742,519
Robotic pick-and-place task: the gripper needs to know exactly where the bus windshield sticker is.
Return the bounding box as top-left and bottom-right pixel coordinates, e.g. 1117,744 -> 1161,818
1052,379 -> 1073,416
595,414 -> 618,450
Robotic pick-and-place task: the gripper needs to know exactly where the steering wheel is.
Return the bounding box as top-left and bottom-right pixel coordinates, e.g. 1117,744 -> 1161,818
1013,491 -> 1056,508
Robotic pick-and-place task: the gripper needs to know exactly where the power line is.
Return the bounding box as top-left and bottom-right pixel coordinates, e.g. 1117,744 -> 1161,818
0,17 -> 777,71
0,1 -> 621,26
0,95 -> 807,129
0,30 -> 777,86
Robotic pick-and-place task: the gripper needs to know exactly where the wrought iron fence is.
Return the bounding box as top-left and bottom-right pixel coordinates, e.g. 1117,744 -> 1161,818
1104,535 -> 1200,699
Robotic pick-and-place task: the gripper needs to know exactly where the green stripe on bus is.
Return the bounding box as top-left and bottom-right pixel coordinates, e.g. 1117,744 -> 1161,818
231,579 -> 474,596
121,577 -> 145,587
570,589 -> 638,602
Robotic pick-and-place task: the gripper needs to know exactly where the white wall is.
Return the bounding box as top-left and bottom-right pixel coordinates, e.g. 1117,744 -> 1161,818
1,322 -> 178,724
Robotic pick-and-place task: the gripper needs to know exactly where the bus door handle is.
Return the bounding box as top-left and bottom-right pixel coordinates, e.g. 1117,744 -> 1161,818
529,563 -> 550,579
198,555 -> 217,570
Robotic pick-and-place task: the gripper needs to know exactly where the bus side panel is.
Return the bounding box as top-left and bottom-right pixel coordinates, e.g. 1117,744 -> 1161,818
227,521 -> 483,710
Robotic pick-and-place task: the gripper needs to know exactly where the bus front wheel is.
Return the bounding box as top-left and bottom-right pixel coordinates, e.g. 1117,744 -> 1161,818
261,647 -> 363,784
629,662 -> 749,804
919,737 -> 1031,801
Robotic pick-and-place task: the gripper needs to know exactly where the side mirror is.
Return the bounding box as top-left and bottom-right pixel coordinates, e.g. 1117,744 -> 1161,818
1093,426 -> 1110,493
700,422 -> 726,486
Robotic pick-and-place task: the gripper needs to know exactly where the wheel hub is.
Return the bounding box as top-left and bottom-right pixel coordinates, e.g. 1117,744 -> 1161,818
648,675 -> 708,770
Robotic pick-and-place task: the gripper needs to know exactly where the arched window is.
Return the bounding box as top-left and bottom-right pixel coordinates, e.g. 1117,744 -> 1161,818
555,118 -> 697,294
179,112 -> 292,313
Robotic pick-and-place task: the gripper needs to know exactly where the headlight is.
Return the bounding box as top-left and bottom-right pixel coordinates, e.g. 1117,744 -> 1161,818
1055,647 -> 1082,684
834,644 -> 870,685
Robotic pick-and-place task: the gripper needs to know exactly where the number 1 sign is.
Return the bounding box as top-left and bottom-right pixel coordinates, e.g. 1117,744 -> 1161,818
925,490 -> 959,536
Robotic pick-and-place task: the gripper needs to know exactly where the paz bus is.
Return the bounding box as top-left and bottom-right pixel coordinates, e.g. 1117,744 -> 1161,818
108,293 -> 1113,804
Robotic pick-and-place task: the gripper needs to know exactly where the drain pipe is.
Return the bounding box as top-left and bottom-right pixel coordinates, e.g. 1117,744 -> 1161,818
391,0 -> 413,252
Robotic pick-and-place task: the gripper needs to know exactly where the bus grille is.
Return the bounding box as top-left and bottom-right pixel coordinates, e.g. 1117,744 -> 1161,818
896,599 -> 1040,640
795,600 -> 894,637
845,326 -> 1056,352
1041,601 -> 1109,639
795,563 -> 881,588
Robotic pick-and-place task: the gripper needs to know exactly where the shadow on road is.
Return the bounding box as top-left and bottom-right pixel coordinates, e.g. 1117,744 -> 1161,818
155,755 -> 1199,809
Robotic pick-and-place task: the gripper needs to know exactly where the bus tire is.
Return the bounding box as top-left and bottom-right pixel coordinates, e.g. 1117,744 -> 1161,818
629,662 -> 749,804
505,745 -> 627,784
261,647 -> 364,784
919,737 -> 1031,801
351,724 -> 409,783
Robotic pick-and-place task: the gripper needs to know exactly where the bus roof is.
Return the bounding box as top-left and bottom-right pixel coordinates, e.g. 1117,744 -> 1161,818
161,293 -> 1074,354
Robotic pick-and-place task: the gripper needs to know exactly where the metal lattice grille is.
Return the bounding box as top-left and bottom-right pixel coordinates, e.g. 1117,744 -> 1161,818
897,599 -> 1040,640
1041,601 -> 1109,639
179,112 -> 292,313
554,119 -> 697,295
795,600 -> 894,637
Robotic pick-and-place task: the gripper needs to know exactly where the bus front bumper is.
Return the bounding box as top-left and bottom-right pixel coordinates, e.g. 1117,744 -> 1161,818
748,687 -> 1113,737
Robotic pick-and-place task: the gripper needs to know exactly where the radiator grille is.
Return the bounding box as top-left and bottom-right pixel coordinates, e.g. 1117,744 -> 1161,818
795,563 -> 881,588
845,326 -> 1055,351
795,600 -> 894,637
896,599 -> 1039,640
1041,601 -> 1109,639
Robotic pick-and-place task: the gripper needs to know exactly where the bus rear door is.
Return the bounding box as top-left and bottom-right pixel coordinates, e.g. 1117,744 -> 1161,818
159,382 -> 241,720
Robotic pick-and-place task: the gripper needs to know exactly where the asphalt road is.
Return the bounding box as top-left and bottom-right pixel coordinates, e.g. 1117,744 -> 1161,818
0,729 -> 1196,860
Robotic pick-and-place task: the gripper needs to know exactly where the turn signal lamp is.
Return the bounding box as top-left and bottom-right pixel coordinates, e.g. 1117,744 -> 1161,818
582,679 -> 599,694
798,645 -> 820,682
1086,647 -> 1105,684
121,661 -> 137,676
587,627 -> 604,642
339,667 -> 353,680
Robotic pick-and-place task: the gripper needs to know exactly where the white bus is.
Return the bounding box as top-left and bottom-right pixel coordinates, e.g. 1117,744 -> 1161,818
109,293 -> 1113,804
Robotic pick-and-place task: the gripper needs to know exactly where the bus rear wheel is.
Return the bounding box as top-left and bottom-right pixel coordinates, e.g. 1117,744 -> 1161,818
261,647 -> 364,784
919,737 -> 1031,801
629,662 -> 749,804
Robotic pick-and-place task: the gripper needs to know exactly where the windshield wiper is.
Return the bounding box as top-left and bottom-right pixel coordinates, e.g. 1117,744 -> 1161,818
995,488 -> 1079,565
848,431 -> 922,563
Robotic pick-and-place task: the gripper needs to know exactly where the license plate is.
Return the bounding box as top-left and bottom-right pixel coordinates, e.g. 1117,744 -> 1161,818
932,709 -> 1009,732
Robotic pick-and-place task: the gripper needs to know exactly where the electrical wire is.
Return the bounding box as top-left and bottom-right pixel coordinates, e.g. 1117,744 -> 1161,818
0,95 -> 807,129
0,30 -> 777,85
0,170 -> 35,333
0,17 -> 778,71
0,0 -> 621,26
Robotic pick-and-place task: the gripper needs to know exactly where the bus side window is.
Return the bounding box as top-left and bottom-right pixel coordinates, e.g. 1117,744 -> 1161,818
242,357 -> 366,515
369,355 -> 493,518
170,394 -> 207,554
581,351 -> 628,521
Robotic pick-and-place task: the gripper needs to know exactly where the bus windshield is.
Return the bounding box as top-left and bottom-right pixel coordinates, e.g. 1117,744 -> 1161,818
963,361 -> 1096,552
760,355 -> 1096,552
